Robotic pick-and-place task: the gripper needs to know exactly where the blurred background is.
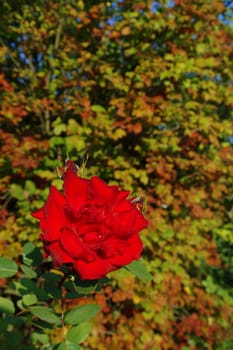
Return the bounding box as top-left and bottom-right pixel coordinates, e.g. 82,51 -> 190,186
0,0 -> 233,349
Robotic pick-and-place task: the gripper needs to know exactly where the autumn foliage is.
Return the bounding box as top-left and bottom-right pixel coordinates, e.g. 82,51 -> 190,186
0,0 -> 233,349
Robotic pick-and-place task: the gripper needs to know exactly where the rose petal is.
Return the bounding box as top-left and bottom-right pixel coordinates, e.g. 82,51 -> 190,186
65,160 -> 78,174
50,185 -> 67,206
32,185 -> 65,220
32,207 -> 44,220
60,227 -> 95,262
132,209 -> 148,232
63,169 -> 89,211
114,190 -> 130,204
74,257 -> 114,280
113,194 -> 132,212
43,187 -> 66,218
108,234 -> 143,267
89,176 -> 118,204
83,231 -> 101,250
109,202 -> 148,237
34,186 -> 69,241
100,238 -> 128,259
45,241 -> 74,266
110,209 -> 135,237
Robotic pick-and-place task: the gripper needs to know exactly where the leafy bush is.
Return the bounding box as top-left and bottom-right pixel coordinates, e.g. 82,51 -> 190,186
0,0 -> 233,349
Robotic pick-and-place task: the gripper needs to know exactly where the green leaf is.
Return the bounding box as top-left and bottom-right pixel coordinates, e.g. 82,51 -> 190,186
65,304 -> 100,325
65,291 -> 81,299
17,299 -> 26,311
44,271 -> 63,299
0,297 -> 15,314
67,322 -> 92,344
25,180 -> 37,194
9,183 -> 24,200
53,123 -> 66,136
30,306 -> 61,325
91,105 -> 106,113
14,278 -> 49,301
23,242 -> 42,267
124,47 -> 137,57
65,278 -> 98,296
57,341 -> 81,350
31,332 -> 49,345
76,281 -> 98,294
124,259 -> 152,282
22,293 -> 38,306
21,264 -> 37,279
0,257 -> 18,278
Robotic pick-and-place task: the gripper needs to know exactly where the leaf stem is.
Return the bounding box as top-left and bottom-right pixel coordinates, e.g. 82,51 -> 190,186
61,285 -> 68,350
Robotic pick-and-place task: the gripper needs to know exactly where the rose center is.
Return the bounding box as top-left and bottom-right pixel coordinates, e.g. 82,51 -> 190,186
81,203 -> 106,223
82,231 -> 101,250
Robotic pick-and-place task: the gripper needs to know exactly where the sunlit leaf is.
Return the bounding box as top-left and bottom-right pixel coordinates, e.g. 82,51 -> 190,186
0,297 -> 15,314
30,306 -> 61,325
22,293 -> 38,306
67,322 -> 92,344
57,341 -> 81,350
65,304 -> 100,325
0,258 -> 18,278
124,260 -> 152,282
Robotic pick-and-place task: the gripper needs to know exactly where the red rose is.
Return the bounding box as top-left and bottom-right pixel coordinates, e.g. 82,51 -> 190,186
32,161 -> 148,280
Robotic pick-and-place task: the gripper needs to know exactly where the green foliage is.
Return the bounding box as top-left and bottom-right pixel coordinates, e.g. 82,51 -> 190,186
0,258 -> 18,278
124,259 -> 152,282
0,244 -> 97,348
0,243 -> 150,349
0,297 -> 15,314
56,341 -> 82,350
65,304 -> 101,325
66,322 -> 92,345
0,0 -> 233,349
30,306 -> 61,325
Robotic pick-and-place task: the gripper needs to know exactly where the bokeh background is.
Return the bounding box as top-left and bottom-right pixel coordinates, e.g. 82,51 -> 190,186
0,0 -> 233,349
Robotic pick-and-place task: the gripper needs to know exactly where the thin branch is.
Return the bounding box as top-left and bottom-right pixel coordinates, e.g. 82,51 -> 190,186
43,13 -> 64,135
